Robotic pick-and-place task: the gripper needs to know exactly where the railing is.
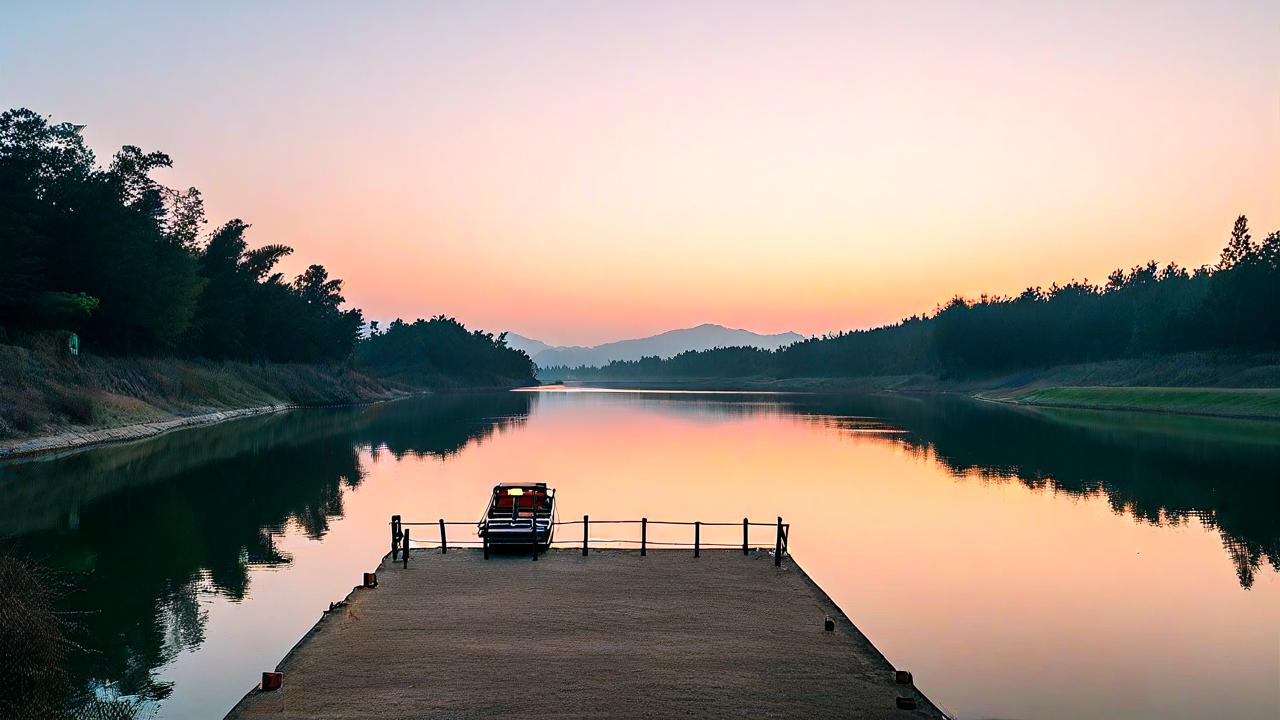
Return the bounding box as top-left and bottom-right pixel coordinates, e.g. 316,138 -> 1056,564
388,515 -> 791,567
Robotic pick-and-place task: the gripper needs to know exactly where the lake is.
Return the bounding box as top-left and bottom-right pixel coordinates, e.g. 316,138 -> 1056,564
2,389 -> 1277,719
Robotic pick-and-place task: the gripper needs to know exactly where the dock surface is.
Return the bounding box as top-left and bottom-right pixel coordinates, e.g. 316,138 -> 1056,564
228,549 -> 941,719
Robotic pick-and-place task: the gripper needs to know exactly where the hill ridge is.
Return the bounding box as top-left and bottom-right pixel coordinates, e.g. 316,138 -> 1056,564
506,324 -> 803,368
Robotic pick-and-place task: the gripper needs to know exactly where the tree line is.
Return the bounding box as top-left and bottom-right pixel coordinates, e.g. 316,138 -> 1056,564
546,215 -> 1280,381
0,108 -> 532,383
358,316 -> 535,387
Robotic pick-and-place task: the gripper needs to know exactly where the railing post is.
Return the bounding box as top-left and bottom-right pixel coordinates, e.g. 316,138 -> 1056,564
439,519 -> 447,554
641,517 -> 647,556
391,515 -> 401,562
743,517 -> 749,555
774,516 -> 783,567
403,527 -> 410,569
583,515 -> 589,556
694,521 -> 700,558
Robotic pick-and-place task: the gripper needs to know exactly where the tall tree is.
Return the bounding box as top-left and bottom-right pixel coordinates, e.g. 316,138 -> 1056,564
0,107 -> 366,361
1219,215 -> 1253,270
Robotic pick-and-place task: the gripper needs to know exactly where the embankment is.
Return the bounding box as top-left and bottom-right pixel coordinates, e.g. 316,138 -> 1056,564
0,341 -> 413,458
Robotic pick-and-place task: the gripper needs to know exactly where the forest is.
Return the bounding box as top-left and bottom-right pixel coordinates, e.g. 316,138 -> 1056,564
546,215 -> 1280,381
0,108 -> 531,384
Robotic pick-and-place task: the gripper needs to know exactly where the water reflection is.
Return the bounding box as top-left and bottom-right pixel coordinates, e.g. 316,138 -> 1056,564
781,393 -> 1280,589
535,390 -> 1280,589
0,392 -> 532,711
0,389 -> 1276,719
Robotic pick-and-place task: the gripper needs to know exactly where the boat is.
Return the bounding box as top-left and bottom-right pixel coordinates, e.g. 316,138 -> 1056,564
478,483 -> 556,550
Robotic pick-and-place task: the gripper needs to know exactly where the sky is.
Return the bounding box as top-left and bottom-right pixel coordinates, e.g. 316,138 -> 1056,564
2,1 -> 1277,346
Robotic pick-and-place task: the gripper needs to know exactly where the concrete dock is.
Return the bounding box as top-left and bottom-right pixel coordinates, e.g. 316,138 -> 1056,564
227,549 -> 942,719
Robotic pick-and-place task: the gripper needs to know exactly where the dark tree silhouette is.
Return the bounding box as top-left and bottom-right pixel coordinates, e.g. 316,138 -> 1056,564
0,108 -> 367,363
1219,215 -> 1253,270
1,107 -> 527,382
358,315 -> 535,387
557,215 -> 1280,381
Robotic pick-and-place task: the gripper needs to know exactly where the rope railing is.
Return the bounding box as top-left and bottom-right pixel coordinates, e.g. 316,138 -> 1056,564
389,514 -> 791,567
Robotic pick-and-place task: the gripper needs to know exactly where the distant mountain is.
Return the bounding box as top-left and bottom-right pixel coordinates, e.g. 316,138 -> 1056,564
504,332 -> 554,358
507,324 -> 805,368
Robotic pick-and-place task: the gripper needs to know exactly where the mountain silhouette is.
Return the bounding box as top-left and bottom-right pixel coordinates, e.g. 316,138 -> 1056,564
507,324 -> 803,368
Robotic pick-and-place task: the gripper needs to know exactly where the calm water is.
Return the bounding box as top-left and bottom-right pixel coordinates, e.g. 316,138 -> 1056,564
2,389 -> 1278,719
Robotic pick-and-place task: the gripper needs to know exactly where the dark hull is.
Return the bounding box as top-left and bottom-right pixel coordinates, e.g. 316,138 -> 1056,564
481,521 -> 554,549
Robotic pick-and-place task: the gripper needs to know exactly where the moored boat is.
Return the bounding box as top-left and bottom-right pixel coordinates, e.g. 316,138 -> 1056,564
478,483 -> 556,549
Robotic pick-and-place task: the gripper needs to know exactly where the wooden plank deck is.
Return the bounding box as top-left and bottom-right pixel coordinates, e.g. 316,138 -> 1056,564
227,549 -> 943,719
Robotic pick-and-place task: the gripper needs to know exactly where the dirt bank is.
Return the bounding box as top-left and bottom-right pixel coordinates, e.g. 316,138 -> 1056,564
0,404 -> 304,460
0,341 -> 417,458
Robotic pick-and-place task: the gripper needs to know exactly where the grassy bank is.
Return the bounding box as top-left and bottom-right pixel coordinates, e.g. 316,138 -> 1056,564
0,339 -> 413,447
982,386 -> 1280,420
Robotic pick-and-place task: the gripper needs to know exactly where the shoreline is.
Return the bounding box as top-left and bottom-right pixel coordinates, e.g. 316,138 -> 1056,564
548,352 -> 1280,421
586,379 -> 1280,421
0,385 -> 543,463
2,401 -> 339,462
564,379 -> 1280,421
0,340 -> 541,461
8,380 -> 1275,464
9,357 -> 1276,462
974,387 -> 1280,422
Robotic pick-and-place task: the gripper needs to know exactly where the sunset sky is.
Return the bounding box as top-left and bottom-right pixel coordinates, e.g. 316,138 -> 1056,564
2,1 -> 1276,346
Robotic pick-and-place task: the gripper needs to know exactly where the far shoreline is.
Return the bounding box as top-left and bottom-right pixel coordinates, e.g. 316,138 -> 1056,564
972,387 -> 1280,422
543,352 -> 1280,422
551,379 -> 1280,421
8,351 -> 1277,463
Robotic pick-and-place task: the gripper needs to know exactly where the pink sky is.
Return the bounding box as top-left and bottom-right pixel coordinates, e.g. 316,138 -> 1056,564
2,1 -> 1277,345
